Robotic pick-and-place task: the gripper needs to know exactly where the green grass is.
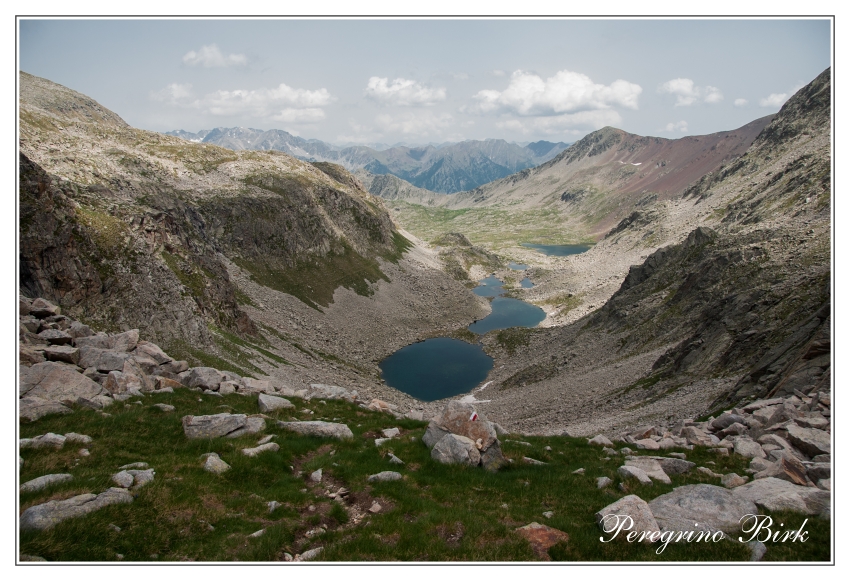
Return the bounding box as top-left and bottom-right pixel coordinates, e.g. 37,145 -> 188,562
19,391 -> 830,562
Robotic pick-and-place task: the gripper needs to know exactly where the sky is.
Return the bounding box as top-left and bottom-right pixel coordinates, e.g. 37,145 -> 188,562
18,18 -> 832,147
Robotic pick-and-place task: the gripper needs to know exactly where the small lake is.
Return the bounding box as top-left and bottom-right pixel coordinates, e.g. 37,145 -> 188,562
520,277 -> 534,288
378,337 -> 494,401
508,261 -> 528,270
522,243 -> 593,257
472,275 -> 504,297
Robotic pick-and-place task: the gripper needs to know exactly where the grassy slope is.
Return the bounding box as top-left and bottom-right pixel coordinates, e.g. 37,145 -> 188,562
20,391 -> 829,562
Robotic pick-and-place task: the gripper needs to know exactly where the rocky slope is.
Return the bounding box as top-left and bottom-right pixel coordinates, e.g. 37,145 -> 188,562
20,72 -> 486,394
168,127 -> 569,194
470,68 -> 830,436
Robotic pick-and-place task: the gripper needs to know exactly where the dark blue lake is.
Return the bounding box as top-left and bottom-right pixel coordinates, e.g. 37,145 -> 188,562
468,296 -> 545,334
522,243 -> 593,257
520,277 -> 534,288
472,275 -> 505,297
378,337 -> 494,401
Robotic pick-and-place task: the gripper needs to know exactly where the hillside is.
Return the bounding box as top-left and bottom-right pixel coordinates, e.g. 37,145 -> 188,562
166,127 -> 569,194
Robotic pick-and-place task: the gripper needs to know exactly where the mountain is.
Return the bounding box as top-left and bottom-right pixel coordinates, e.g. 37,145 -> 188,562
165,128 -> 571,194
20,73 -> 410,348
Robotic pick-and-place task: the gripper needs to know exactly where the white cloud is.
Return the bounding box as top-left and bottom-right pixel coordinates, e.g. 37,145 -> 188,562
663,120 -> 689,133
365,77 -> 446,106
659,78 -> 723,106
182,44 -> 247,68
150,82 -> 334,122
734,98 -> 749,107
496,110 -> 622,135
451,72 -> 470,81
470,70 -> 642,117
759,93 -> 789,108
492,69 -> 506,77
374,111 -> 454,136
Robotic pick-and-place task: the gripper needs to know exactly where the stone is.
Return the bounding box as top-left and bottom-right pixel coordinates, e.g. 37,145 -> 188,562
368,471 -> 402,483
405,410 -> 425,421
656,438 -> 678,449
515,522 -> 570,560
64,433 -> 92,444
368,502 -> 382,513
242,443 -> 280,457
743,398 -> 784,413
645,456 -> 695,475
78,449 -> 90,457
588,435 -> 613,447
572,468 -> 585,475
258,393 -> 294,413
595,495 -> 659,543
38,329 -> 73,345
720,473 -> 748,488
112,471 -> 135,488
480,441 -> 508,471
43,345 -> 80,365
733,477 -> 830,515
68,321 -> 93,339
78,348 -> 132,373
258,435 -> 276,445
21,473 -> 73,493
755,453 -> 809,485
795,414 -> 829,430
786,425 -> 830,457
203,454 -> 231,474
633,438 -> 660,451
276,421 -> 354,440
733,438 -> 766,459
648,484 -> 758,534
310,468 -> 323,482
119,462 -> 149,470
422,423 -> 452,449
20,488 -> 133,531
186,367 -> 225,390
765,403 -> 799,427
298,547 -> 323,561
182,413 -> 247,439
625,458 -> 671,484
817,478 -> 831,491
153,403 -> 175,412
158,360 -> 189,375
431,434 -> 481,466
127,469 -> 155,488
20,361 -> 105,403
427,401 -> 497,452
806,462 -> 830,481
681,426 -> 714,447
240,378 -> 273,394
524,457 -> 547,465
717,423 -> 748,438
381,427 -> 400,438
226,417 -> 266,438
710,413 -> 745,431
367,398 -> 396,412
29,298 -> 61,318
388,453 -> 404,465
597,476 -> 613,489
132,341 -> 172,364
697,467 -> 721,478
248,529 -> 265,538
618,465 -> 652,485
19,397 -> 72,421
21,433 -> 66,449
308,383 -> 355,402
19,345 -> 46,366
375,438 -> 393,446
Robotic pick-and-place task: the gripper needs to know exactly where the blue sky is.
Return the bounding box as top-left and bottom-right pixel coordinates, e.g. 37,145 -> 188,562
19,18 -> 831,146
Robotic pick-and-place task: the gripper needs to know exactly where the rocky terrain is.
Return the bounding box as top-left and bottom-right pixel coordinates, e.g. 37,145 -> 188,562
167,126 -> 569,194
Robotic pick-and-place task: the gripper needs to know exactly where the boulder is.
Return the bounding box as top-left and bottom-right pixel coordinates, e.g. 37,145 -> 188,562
743,398 -> 784,413
132,341 -> 172,364
38,329 -> 73,345
795,414 -> 829,430
20,345 -> 46,366
276,421 -> 354,440
43,345 -> 80,365
218,381 -> 239,395
73,333 -> 111,349
431,434 -> 480,466
241,378 -> 273,395
786,425 -> 830,457
381,428 -> 400,438
20,362 -> 105,403
515,522 -> 570,560
368,471 -> 402,483
242,443 -> 280,457
308,383 -> 355,402
597,476 -> 613,489
226,417 -> 266,438
732,477 -> 830,515
625,458 -> 672,484
588,435 -> 614,447
733,438 -> 766,459
29,298 -> 61,318
152,403 -> 175,412
710,413 -> 745,431
422,423 -> 452,449
19,397 -> 72,421
107,329 -> 140,353
648,484 -> 758,534
112,471 -> 135,488
480,441 -> 509,471
127,469 -> 155,488
367,399 -> 397,412
595,495 -> 659,543
258,393 -> 294,413
64,433 -> 92,444
633,438 -> 660,451
645,456 -> 695,475
720,473 -> 748,489
21,473 -> 73,493
806,462 -> 830,482
754,453 -> 809,485
680,426 -> 714,447
203,453 -> 231,474
426,401 -> 497,452
78,347 -> 131,372
20,488 -> 133,531
157,360 -> 189,375
618,465 -> 653,485
186,367 -> 225,391
68,321 -> 93,339
182,413 -> 247,439
717,423 -> 748,438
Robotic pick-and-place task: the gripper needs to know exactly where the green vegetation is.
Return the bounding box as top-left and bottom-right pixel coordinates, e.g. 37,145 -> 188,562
233,242 -> 390,311
161,251 -> 210,301
19,392 -> 829,561
538,292 -> 583,317
494,327 -> 535,355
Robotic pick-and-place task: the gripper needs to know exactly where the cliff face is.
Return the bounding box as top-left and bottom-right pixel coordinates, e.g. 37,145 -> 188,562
19,72 -> 405,345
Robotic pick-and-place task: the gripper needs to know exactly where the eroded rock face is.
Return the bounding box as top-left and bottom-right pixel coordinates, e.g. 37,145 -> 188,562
648,484 -> 758,534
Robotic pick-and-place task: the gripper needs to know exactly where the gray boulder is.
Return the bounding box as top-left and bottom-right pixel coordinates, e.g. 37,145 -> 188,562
368,471 -> 402,483
588,435 -> 614,447
78,347 -> 131,372
733,438 -> 766,459
21,473 -> 73,493
242,443 -> 280,457
37,329 -> 73,345
648,484 -> 758,534
19,396 -> 72,421
720,473 -> 748,488
241,378 -> 272,394
645,456 -> 695,475
132,341 -> 172,364
625,458 -> 671,484
29,298 -> 61,318
431,434 -> 481,466
20,362 -> 105,403
203,453 -> 231,474
186,367 -> 225,390
111,471 -> 135,488
182,413 -> 247,439
20,488 -> 133,531
426,401 -> 497,452
422,423 -> 452,449
597,476 -> 613,489
710,413 -> 745,431
226,417 -> 266,438
595,495 -> 659,543
258,393 -> 294,413
308,383 -> 355,402
732,477 -> 830,515
786,425 -> 830,457
43,345 -> 80,365
480,441 -> 509,471
276,421 -> 354,440
21,433 -> 66,449
106,329 -> 140,353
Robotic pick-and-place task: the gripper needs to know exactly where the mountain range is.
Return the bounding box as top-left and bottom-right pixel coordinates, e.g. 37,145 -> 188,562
164,127 -> 569,194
